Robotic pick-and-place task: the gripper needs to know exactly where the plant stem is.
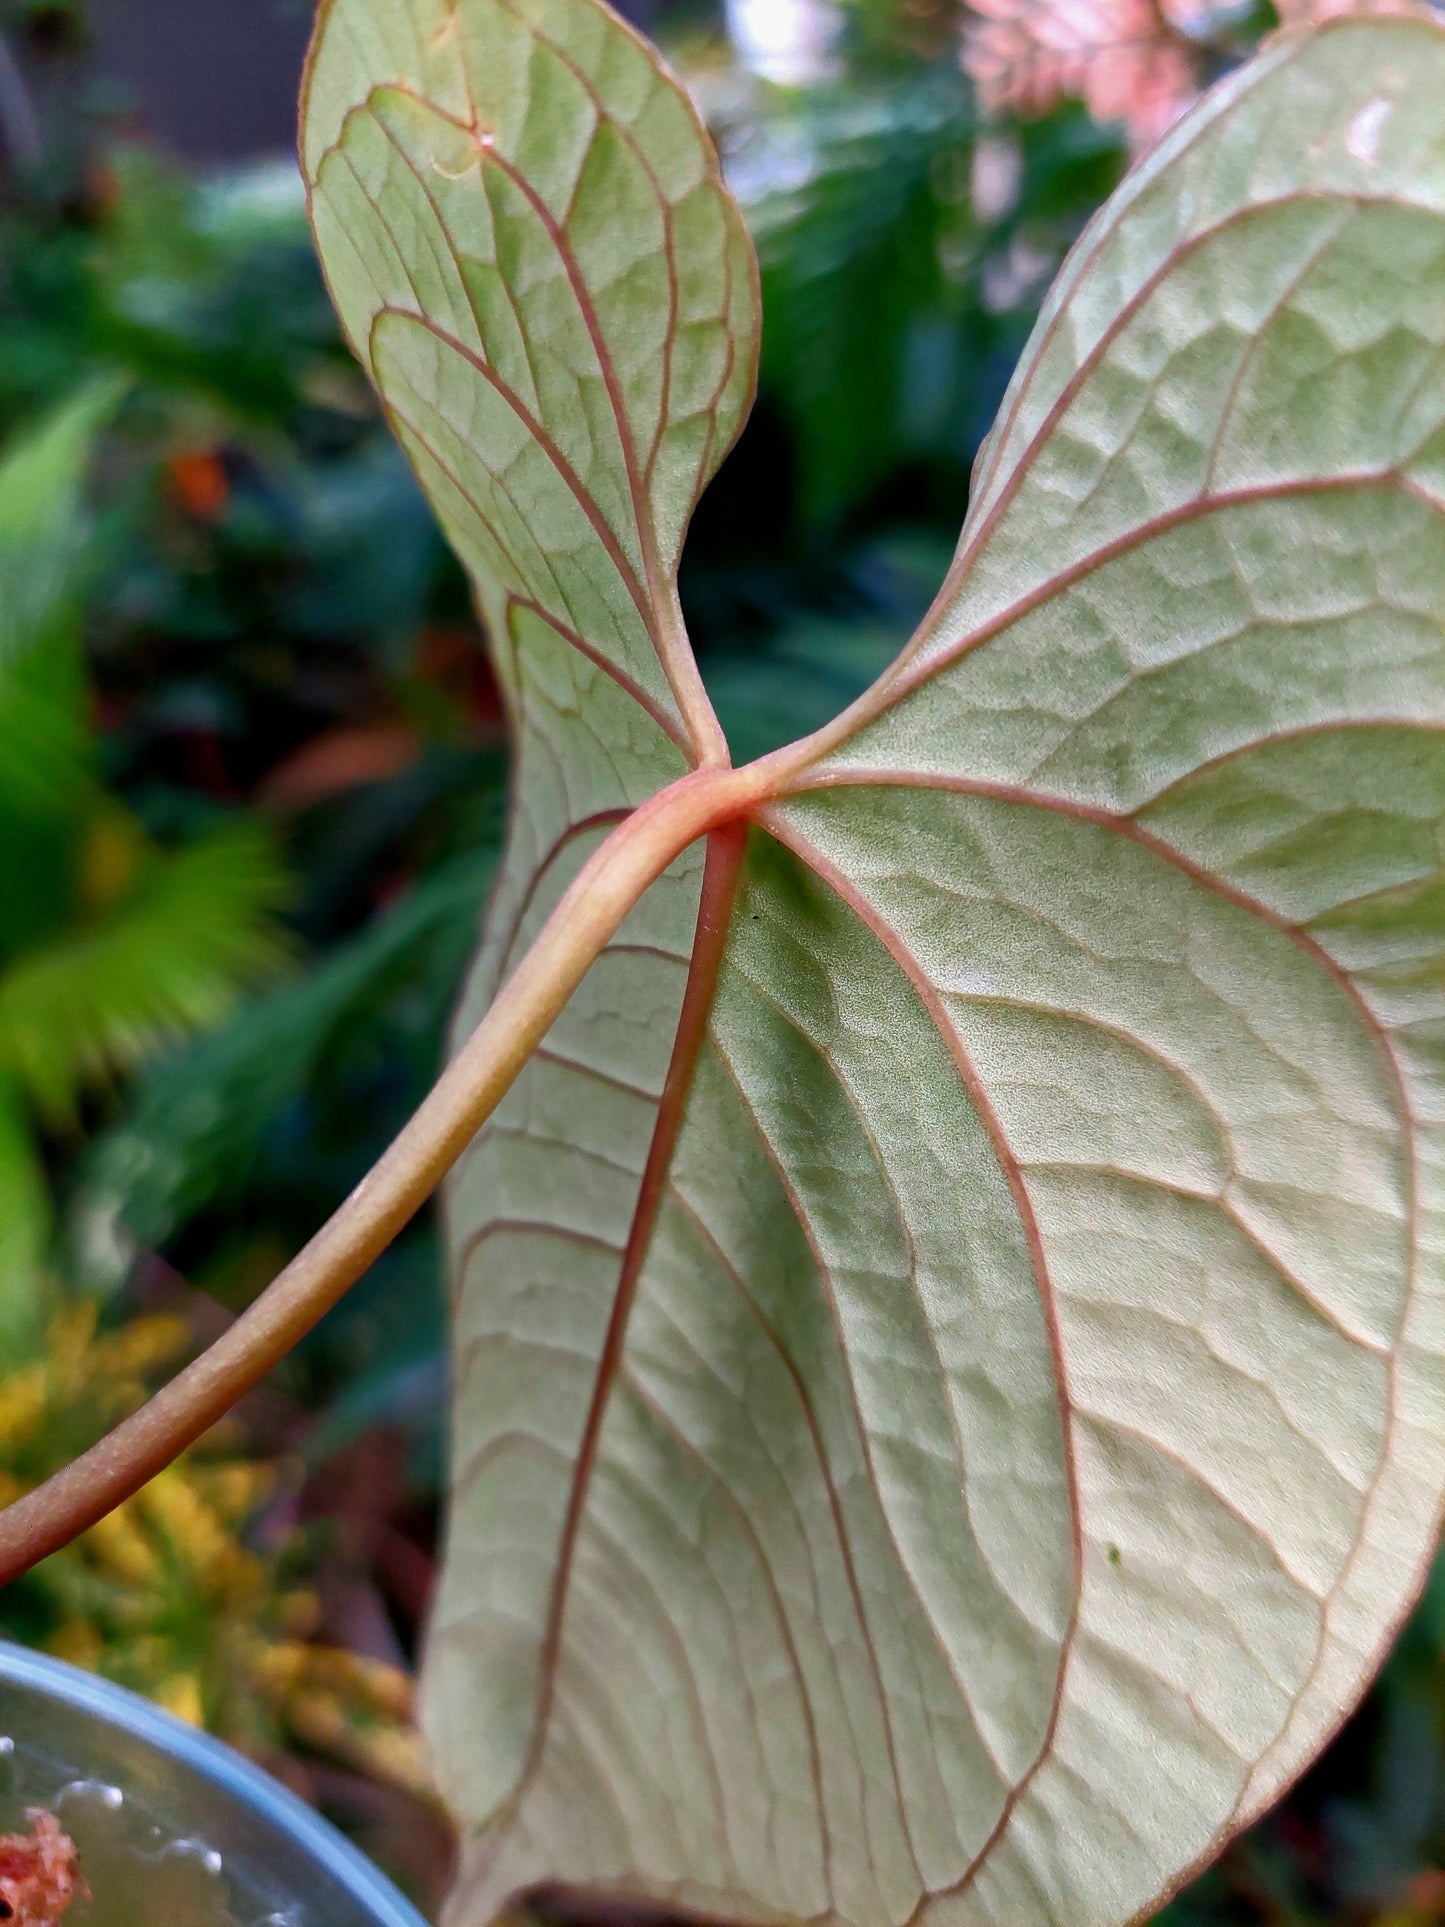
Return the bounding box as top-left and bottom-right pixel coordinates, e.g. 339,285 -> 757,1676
0,764 -> 769,1585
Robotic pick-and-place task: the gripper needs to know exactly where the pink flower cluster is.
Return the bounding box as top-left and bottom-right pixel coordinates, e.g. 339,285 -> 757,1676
965,0 -> 1203,146
963,0 -> 1422,147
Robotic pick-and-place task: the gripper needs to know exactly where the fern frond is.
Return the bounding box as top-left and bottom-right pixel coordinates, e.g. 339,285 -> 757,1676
0,817 -> 293,1125
0,1077 -> 52,1353
0,642 -> 90,836
0,385 -> 117,958
73,857 -> 491,1286
0,381 -> 121,663
729,76 -> 974,523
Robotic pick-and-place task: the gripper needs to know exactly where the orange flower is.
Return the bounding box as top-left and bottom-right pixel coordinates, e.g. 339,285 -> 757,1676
166,450 -> 229,522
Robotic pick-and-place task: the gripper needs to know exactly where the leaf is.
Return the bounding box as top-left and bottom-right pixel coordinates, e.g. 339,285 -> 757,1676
73,855 -> 492,1291
736,74 -> 976,526
302,0 -> 758,769
304,8 -> 1445,1927
0,1077 -> 52,1350
0,380 -> 120,666
0,818 -> 292,1125
0,384 -> 118,962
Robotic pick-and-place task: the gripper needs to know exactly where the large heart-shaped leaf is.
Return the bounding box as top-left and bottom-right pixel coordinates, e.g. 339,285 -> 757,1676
303,7 -> 1445,1924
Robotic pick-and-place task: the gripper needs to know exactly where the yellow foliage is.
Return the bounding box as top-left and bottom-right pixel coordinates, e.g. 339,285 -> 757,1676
0,1306 -> 434,1804
77,807 -> 148,915
0,1366 -> 50,1453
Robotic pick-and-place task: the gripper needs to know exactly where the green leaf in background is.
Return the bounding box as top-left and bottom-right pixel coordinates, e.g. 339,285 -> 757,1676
0,815 -> 292,1126
74,855 -> 493,1291
724,80 -> 1123,533
0,1076 -> 52,1345
0,382 -> 117,1346
0,382 -> 116,961
306,5 -> 1445,1926
740,74 -> 977,527
0,379 -> 294,1339
0,377 -> 120,663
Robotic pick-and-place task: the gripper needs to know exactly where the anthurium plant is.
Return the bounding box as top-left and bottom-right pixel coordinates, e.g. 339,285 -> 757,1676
5,3 -> 1445,1925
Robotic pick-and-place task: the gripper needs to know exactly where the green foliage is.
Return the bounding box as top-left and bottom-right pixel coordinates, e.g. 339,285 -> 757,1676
0,1078 -> 49,1305
742,71 -> 979,525
0,127 -> 470,1882
732,76 -> 1121,526
76,854 -> 494,1293
0,388 -> 290,1343
0,379 -> 114,653
0,85 -> 509,1791
0,384 -> 110,957
304,6 -> 1445,1927
0,142 -> 343,431
0,813 -> 292,1124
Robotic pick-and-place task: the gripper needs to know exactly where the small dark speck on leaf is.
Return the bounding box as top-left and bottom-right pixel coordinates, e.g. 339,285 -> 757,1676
1108,1544 -> 1122,1566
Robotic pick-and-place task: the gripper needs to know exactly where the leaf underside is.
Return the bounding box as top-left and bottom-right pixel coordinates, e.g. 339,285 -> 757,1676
303,8 -> 1445,1926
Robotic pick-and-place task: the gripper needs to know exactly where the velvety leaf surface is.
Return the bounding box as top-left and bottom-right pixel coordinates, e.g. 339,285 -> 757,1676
303,9 -> 1445,1927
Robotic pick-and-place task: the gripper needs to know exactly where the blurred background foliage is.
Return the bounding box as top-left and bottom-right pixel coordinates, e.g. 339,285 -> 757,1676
0,0 -> 1440,1918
